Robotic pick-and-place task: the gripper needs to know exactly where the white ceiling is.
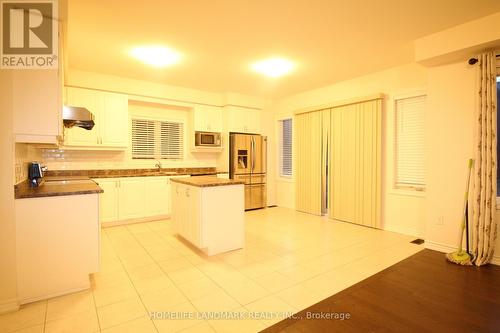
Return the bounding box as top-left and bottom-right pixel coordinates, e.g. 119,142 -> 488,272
67,0 -> 500,98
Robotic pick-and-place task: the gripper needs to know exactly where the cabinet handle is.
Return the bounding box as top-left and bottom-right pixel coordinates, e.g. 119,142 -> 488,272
185,188 -> 190,197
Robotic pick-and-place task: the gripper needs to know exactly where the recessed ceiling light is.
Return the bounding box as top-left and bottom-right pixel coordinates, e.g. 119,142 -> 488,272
130,46 -> 181,68
251,58 -> 295,78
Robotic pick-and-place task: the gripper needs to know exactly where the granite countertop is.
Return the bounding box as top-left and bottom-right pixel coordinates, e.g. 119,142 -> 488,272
44,167 -> 223,179
15,176 -> 104,199
170,176 -> 244,187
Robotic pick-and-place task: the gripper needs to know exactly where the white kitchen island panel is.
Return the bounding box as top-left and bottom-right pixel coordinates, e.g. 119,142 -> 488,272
171,177 -> 245,256
15,194 -> 100,304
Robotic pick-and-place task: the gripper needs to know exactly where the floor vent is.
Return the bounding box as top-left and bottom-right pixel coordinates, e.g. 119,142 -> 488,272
410,238 -> 425,245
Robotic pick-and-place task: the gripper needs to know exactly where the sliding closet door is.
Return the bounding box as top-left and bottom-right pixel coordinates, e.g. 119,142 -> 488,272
329,98 -> 382,228
295,111 -> 325,215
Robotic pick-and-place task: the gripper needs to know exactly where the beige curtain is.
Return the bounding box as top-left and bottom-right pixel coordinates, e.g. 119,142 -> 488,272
472,51 -> 498,266
295,110 -> 327,215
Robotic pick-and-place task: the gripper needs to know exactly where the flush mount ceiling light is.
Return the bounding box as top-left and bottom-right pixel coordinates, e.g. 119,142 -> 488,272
130,46 -> 181,68
251,58 -> 295,78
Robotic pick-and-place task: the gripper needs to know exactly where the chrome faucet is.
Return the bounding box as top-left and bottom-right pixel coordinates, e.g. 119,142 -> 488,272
154,160 -> 162,171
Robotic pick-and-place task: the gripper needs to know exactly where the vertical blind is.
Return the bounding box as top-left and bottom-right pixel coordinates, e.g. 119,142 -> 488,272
295,111 -> 324,215
132,118 -> 183,159
280,118 -> 292,177
395,95 -> 426,188
329,99 -> 382,228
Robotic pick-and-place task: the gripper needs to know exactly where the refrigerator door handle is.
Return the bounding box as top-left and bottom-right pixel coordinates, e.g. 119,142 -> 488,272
252,137 -> 256,172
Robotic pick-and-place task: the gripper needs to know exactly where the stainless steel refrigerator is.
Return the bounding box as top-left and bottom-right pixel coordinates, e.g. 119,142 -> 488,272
229,133 -> 267,210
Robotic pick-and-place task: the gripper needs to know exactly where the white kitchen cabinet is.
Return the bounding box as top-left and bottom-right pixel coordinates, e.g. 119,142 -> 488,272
145,177 -> 171,216
225,106 -> 261,134
95,179 -> 119,223
193,105 -> 223,132
64,87 -> 128,148
13,70 -> 62,144
117,178 -> 146,220
101,93 -> 129,147
94,175 -> 190,225
172,182 -> 202,247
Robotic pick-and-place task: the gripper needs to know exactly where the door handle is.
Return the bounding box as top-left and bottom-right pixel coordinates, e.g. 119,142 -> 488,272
252,137 -> 256,172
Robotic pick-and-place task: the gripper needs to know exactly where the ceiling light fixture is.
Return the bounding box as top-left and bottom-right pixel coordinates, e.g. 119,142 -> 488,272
251,58 -> 295,78
130,46 -> 181,68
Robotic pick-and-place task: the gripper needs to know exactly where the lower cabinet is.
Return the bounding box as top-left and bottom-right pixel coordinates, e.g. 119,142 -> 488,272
95,179 -> 119,223
145,177 -> 171,216
172,183 -> 201,247
93,176 -> 190,224
119,178 -> 146,220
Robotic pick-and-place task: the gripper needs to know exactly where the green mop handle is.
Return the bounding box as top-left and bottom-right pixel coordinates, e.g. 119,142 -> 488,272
457,159 -> 473,253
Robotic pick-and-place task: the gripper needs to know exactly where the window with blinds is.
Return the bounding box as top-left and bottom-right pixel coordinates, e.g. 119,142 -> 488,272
132,118 -> 183,159
280,118 -> 292,177
395,95 -> 426,189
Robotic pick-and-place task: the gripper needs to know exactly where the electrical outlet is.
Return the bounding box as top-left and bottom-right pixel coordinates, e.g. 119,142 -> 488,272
436,216 -> 444,225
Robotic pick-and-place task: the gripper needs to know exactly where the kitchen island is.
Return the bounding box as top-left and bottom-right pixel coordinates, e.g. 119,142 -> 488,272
170,176 -> 245,256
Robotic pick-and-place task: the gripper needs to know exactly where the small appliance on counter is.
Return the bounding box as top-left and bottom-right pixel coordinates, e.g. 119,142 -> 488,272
28,162 -> 46,187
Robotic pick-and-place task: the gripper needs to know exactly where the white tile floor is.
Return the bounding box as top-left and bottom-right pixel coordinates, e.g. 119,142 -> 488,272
0,207 -> 423,333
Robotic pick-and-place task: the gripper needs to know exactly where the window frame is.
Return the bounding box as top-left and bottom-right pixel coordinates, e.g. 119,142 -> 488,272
131,116 -> 185,160
279,117 -> 293,178
393,91 -> 427,192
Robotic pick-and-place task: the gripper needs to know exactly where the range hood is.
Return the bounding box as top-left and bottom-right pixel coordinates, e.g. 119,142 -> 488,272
63,106 -> 95,130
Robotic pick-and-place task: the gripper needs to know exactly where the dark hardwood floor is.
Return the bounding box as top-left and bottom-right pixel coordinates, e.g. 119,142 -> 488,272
261,249 -> 500,333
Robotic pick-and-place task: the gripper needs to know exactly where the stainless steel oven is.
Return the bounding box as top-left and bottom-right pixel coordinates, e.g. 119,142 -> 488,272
195,131 -> 222,147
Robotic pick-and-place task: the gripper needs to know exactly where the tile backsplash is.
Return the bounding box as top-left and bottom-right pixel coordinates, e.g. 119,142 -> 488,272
14,143 -> 29,184
27,146 -> 216,171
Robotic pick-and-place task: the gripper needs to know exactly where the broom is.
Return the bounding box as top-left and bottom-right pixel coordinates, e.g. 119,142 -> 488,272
446,158 -> 473,265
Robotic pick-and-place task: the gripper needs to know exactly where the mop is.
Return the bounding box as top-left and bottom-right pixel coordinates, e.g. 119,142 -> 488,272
446,159 -> 474,265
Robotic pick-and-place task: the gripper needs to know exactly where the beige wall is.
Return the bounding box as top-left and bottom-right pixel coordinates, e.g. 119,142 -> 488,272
271,63 -> 428,237
0,71 -> 19,313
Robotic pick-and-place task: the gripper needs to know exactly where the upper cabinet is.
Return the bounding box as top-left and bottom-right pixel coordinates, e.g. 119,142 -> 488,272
192,105 -> 222,132
64,87 -> 129,149
13,70 -> 62,144
225,106 -> 261,134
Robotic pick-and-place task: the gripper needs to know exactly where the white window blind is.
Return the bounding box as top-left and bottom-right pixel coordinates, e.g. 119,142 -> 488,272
395,95 -> 426,189
160,121 -> 183,159
132,118 -> 183,159
280,118 -> 292,177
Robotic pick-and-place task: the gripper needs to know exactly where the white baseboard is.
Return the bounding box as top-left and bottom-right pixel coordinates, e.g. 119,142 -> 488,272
426,241 -> 500,266
382,224 -> 421,239
0,298 -> 19,314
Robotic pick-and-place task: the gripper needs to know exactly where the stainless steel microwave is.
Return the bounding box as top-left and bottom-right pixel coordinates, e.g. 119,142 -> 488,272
195,131 -> 222,147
